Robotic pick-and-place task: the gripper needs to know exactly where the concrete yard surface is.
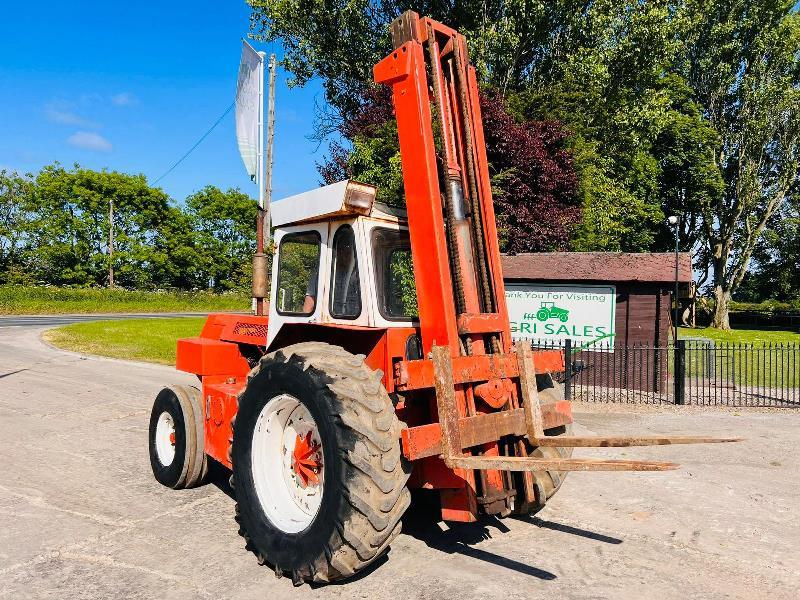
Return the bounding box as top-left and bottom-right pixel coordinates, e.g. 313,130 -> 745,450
0,325 -> 798,599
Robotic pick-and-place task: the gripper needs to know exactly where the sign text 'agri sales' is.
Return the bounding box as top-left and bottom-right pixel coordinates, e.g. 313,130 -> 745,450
505,284 -> 617,352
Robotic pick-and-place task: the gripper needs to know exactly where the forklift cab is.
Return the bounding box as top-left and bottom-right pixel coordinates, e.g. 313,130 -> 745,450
267,180 -> 418,348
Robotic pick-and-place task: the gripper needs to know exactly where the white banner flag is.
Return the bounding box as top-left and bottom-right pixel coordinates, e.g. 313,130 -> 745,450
235,41 -> 263,182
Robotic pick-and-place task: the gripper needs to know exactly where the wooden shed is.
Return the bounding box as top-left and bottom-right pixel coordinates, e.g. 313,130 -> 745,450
500,252 -> 693,393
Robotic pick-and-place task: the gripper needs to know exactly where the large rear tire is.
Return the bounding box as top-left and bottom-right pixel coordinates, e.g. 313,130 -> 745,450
512,375 -> 573,515
231,342 -> 411,584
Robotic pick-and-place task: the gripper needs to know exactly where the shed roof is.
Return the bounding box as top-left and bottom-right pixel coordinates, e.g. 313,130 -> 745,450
501,252 -> 693,283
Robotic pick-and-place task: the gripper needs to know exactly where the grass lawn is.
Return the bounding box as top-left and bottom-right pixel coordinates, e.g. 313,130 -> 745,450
679,326 -> 800,344
0,285 -> 249,315
676,327 -> 800,388
43,317 -> 207,365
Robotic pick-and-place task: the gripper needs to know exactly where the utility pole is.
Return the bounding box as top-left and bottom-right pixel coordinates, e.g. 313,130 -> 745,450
264,53 -> 277,246
108,198 -> 115,288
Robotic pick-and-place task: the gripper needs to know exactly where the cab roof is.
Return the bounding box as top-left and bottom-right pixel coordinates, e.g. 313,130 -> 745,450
271,180 -> 407,227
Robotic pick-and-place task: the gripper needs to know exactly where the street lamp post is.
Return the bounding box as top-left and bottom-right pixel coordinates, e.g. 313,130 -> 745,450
667,215 -> 680,344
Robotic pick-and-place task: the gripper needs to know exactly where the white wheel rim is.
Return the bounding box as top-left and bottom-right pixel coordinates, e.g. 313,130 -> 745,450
155,411 -> 176,466
251,394 -> 324,533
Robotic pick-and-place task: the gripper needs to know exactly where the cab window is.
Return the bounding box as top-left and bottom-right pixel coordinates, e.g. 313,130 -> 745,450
329,225 -> 362,319
276,231 -> 321,315
372,228 -> 418,320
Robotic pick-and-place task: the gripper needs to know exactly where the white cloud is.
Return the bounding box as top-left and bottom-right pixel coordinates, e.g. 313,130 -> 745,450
45,103 -> 99,128
67,131 -> 112,152
80,92 -> 104,105
111,92 -> 138,107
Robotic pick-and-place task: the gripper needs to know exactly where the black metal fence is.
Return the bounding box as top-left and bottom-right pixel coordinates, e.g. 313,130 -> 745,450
529,339 -> 800,407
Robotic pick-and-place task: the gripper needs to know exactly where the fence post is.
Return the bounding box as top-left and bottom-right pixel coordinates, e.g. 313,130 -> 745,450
674,340 -> 686,405
564,338 -> 572,401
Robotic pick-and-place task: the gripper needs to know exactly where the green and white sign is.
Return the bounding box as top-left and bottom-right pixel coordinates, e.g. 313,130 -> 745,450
505,284 -> 616,351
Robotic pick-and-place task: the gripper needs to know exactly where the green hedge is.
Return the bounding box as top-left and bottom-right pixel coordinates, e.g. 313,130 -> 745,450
0,285 -> 250,315
729,299 -> 800,312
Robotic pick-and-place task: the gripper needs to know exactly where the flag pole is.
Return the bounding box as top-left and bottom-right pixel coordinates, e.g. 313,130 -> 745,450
257,51 -> 266,208
253,50 -> 268,315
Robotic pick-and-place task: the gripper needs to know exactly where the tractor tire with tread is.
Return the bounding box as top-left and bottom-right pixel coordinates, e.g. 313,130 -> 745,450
230,342 -> 411,584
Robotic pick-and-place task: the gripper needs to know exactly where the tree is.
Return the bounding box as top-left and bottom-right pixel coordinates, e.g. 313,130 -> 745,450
737,201 -> 800,303
318,89 -> 582,251
247,0 -> 521,125
650,75 -> 724,287
22,164 -> 173,288
320,121 -> 406,208
185,186 -> 258,291
147,205 -> 207,290
0,170 -> 34,284
505,6 -> 718,253
247,1 -> 677,117
479,92 -> 580,252
680,0 -> 800,328
0,165 -> 259,292
251,1 -> 710,253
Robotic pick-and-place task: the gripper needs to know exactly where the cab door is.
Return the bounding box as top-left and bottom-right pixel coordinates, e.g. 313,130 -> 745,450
322,220 -> 370,327
267,223 -> 329,347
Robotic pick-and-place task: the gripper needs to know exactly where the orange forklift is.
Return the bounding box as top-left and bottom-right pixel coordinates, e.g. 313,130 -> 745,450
148,11 -> 737,585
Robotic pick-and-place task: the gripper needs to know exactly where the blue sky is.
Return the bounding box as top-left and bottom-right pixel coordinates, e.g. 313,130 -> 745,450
0,1 -> 326,203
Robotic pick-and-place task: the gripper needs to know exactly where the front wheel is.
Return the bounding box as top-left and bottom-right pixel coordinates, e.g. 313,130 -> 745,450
148,385 -> 208,489
231,342 -> 411,584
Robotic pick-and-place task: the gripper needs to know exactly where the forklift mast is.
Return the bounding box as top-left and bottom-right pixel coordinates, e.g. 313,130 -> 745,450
374,12 -> 521,518
374,11 -> 510,360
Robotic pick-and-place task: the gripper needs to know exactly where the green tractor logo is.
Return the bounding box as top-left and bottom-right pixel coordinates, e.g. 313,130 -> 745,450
536,301 -> 569,323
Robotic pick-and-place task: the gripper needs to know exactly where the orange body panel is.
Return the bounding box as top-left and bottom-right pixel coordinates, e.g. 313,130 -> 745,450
176,337 -> 250,377
202,377 -> 245,468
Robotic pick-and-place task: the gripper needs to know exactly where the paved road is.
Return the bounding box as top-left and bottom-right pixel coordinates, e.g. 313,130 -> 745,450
0,313 -> 210,328
1,326 -> 798,599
